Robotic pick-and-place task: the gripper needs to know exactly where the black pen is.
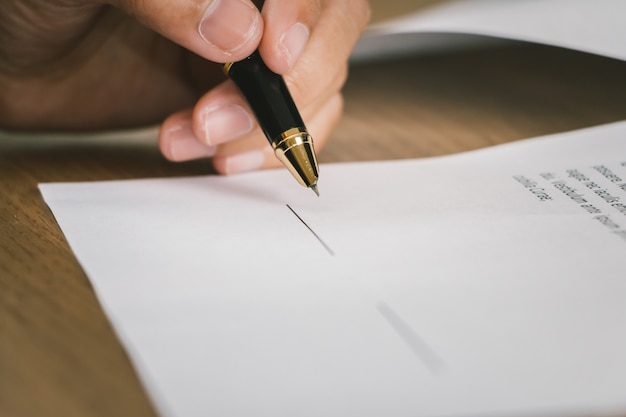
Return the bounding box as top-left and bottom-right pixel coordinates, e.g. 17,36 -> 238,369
223,18 -> 319,195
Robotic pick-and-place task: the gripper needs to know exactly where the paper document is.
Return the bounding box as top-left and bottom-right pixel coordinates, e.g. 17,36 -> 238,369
40,122 -> 626,417
352,0 -> 626,62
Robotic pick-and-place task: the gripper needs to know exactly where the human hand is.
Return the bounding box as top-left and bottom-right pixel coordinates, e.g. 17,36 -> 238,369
0,0 -> 370,175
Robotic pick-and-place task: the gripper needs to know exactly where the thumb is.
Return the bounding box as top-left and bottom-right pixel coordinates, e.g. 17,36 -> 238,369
108,0 -> 263,63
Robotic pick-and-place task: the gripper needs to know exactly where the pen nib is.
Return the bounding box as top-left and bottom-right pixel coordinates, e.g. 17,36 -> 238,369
310,184 -> 320,197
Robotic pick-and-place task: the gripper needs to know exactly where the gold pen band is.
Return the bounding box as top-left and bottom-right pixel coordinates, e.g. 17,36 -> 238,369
223,62 -> 234,74
272,128 -> 319,188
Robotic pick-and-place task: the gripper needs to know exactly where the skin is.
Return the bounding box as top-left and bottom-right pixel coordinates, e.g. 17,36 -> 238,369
0,0 -> 371,174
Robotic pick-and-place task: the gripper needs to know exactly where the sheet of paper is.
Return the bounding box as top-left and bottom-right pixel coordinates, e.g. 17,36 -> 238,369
352,0 -> 626,62
40,122 -> 626,417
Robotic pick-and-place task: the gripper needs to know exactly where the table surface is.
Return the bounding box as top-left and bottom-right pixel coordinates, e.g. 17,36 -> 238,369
2,2 -> 626,416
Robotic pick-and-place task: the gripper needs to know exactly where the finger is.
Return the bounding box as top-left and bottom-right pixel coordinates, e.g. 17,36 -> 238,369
212,92 -> 344,174
159,109 -> 217,161
190,80 -> 256,147
280,0 -> 371,107
257,0 -> 321,74
250,0 -> 369,127
106,0 -> 263,63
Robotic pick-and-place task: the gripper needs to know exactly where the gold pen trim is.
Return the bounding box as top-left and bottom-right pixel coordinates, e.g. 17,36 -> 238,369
223,62 -> 234,75
271,128 -> 319,188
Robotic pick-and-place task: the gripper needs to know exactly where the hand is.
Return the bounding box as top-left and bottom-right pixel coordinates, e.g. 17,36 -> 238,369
0,0 -> 370,175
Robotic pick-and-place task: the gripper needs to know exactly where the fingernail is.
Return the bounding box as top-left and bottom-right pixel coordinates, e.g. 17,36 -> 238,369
222,150 -> 265,174
167,124 -> 216,161
279,23 -> 309,69
198,0 -> 260,54
201,105 -> 254,146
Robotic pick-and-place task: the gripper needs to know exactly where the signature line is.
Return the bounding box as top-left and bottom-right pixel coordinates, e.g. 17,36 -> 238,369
286,204 -> 335,256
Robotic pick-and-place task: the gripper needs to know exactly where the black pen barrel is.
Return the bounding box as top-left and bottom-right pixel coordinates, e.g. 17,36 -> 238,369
226,51 -> 305,144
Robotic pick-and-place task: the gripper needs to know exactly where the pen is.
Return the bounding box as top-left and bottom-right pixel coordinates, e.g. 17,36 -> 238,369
224,26 -> 319,196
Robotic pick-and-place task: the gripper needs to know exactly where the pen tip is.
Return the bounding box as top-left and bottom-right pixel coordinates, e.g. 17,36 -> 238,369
310,184 -> 319,197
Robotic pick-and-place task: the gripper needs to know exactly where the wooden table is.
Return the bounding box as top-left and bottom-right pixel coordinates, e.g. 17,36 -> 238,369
2,2 -> 626,416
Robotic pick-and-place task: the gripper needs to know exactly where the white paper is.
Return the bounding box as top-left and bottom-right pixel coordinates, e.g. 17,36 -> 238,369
40,122 -> 626,417
352,0 -> 626,62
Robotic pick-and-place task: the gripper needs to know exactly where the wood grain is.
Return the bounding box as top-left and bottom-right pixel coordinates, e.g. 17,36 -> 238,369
331,43 -> 626,163
2,3 -> 626,416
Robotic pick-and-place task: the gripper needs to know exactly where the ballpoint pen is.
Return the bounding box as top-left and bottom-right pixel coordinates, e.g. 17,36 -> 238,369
224,25 -> 319,196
